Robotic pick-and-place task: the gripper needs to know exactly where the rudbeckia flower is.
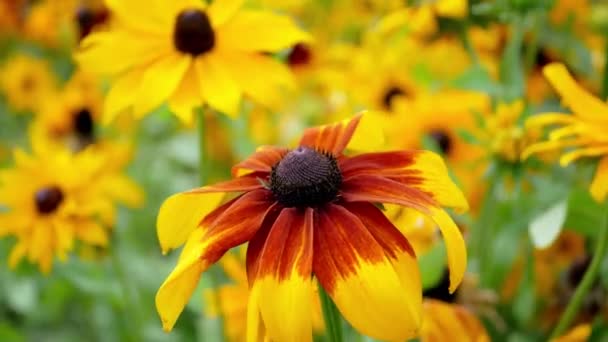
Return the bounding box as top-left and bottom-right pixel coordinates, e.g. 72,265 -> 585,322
156,114 -> 468,340
522,63 -> 608,202
0,138 -> 142,273
76,0 -> 311,124
0,53 -> 57,113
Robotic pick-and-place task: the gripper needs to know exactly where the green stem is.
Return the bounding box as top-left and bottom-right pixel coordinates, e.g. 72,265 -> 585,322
602,39 -> 608,100
459,23 -> 480,66
319,284 -> 343,342
197,108 -> 225,338
549,201 -> 608,339
111,247 -> 142,342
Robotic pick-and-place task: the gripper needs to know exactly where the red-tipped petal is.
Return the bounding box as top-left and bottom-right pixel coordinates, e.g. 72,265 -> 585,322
299,114 -> 362,155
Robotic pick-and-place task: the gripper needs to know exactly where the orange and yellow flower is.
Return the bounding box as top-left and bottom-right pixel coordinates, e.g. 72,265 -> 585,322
523,63 -> 608,202
76,0 -> 311,124
156,114 -> 468,340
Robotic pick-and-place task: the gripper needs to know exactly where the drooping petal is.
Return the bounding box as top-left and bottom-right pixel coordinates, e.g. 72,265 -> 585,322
590,156 -> 608,202
156,190 -> 275,332
157,176 -> 263,253
341,174 -> 467,292
314,204 -> 422,341
543,63 -> 608,123
217,10 -> 311,52
254,208 -> 314,342
196,54 -> 242,117
559,146 -> 608,166
231,146 -> 289,177
341,151 -> 468,212
133,53 -> 191,117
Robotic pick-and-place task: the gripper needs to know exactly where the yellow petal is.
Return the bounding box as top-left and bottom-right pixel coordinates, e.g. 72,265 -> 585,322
217,10 -> 311,52
246,283 -> 266,342
168,64 -> 200,125
157,191 -> 224,254
427,208 -> 467,293
75,221 -> 109,246
156,228 -> 207,332
559,146 -> 608,166
314,204 -> 421,341
346,111 -> 385,153
134,54 -> 191,117
590,156 -> 608,202
103,69 -> 145,124
256,208 -> 314,342
208,0 -> 244,27
543,63 -> 608,123
196,54 -> 241,117
223,52 -> 293,109
434,0 -> 468,18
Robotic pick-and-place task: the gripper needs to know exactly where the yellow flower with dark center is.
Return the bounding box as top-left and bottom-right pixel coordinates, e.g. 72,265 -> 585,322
76,0 -> 311,124
204,249 -> 324,341
156,114 -> 468,340
0,53 -> 57,113
522,63 -> 608,202
0,138 -> 143,273
32,71 -> 104,152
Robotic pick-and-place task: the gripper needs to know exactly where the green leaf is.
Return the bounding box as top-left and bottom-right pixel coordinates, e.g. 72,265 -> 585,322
418,243 -> 447,289
529,200 -> 568,248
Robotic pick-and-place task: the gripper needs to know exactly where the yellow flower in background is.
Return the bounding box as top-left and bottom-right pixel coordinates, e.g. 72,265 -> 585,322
523,63 -> 608,202
0,137 -> 142,273
552,324 -> 591,342
0,53 -> 57,113
376,0 -> 468,37
155,114 -> 468,340
23,0 -> 79,46
421,299 -> 490,342
32,71 -> 105,152
479,100 -> 539,163
0,0 -> 24,34
76,0 -> 311,124
205,249 -> 324,341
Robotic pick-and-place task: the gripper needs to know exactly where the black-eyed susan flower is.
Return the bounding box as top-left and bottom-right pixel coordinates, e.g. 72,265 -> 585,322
204,248 -> 324,341
0,138 -> 142,273
522,63 -> 608,202
0,53 -> 57,113
76,0 -> 311,124
156,114 -> 468,340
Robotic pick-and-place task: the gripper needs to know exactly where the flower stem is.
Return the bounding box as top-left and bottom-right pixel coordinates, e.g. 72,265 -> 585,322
197,108 -> 225,338
319,284 -> 343,342
549,200 -> 608,339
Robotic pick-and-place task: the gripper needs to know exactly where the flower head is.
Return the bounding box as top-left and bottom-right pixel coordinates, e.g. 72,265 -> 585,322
76,0 -> 311,124
0,138 -> 142,273
522,63 -> 608,202
156,114 -> 468,340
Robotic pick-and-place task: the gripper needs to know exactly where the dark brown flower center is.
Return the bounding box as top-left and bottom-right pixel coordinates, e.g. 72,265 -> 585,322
382,86 -> 405,110
173,9 -> 215,56
73,107 -> 95,139
34,186 -> 64,214
287,43 -> 312,67
428,130 -> 452,155
75,6 -> 109,40
270,147 -> 342,208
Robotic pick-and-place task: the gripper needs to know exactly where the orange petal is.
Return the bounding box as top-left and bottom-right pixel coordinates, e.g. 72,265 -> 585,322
342,151 -> 468,212
313,204 -> 422,341
231,146 -> 289,177
299,114 -> 362,155
255,208 -> 314,342
590,156 -> 608,202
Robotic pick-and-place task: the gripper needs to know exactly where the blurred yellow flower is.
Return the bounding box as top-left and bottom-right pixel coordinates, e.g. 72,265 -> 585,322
0,53 -> 57,113
523,63 -> 608,202
23,0 -> 78,46
0,138 -> 143,273
76,0 -> 311,124
377,0 -> 467,37
421,299 -> 490,342
551,323 -> 591,342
